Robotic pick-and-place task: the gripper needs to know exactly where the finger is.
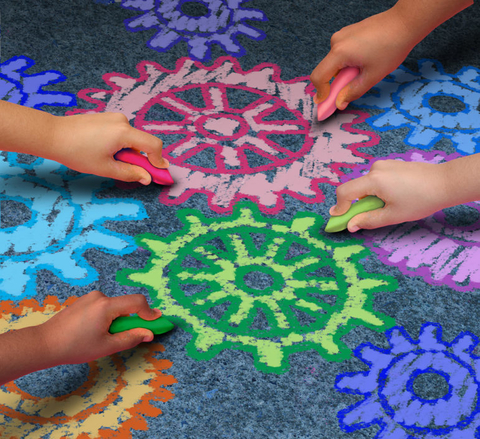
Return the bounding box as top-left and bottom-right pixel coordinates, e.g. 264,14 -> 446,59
125,129 -> 167,169
336,70 -> 383,110
330,177 -> 373,216
81,290 -> 106,303
110,159 -> 152,185
311,55 -> 342,104
347,206 -> 394,232
106,152 -> 152,185
108,294 -> 158,321
109,328 -> 155,352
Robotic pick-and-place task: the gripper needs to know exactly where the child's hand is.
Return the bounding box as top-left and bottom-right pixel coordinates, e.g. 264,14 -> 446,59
50,112 -> 166,185
310,8 -> 415,110
330,160 -> 449,232
40,291 -> 162,365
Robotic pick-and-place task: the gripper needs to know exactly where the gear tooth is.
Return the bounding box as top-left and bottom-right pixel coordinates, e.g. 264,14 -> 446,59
418,322 -> 447,350
387,327 -> 416,355
452,332 -> 478,354
457,67 -> 480,88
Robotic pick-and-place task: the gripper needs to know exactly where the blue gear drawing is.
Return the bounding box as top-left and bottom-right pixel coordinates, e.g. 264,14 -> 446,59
335,322 -> 480,438
0,55 -> 76,109
0,156 -> 147,300
354,59 -> 480,155
122,0 -> 267,62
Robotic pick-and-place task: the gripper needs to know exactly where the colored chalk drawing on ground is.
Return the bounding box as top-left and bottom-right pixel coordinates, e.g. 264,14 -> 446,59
70,57 -> 378,213
343,150 -> 480,292
121,0 -> 267,62
0,296 -> 176,438
0,155 -> 147,300
336,323 -> 480,438
117,202 -> 397,374
0,55 -> 76,109
353,59 -> 480,155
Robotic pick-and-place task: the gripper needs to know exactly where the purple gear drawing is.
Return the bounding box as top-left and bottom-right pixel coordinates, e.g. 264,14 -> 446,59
0,55 -> 76,109
342,150 -> 480,292
121,0 -> 267,61
70,56 -> 379,214
336,322 -> 480,438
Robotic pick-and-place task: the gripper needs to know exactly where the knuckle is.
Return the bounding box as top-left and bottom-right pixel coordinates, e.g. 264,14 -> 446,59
131,294 -> 148,309
87,290 -> 105,301
109,112 -> 129,123
335,183 -> 349,199
330,31 -> 342,46
369,160 -> 387,175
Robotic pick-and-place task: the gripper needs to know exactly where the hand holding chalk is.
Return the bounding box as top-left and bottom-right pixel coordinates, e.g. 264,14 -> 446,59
325,195 -> 385,233
115,148 -> 174,185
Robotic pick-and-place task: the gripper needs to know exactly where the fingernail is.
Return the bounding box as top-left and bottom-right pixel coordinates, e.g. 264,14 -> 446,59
160,158 -> 169,169
349,225 -> 360,233
139,177 -> 150,186
153,308 -> 162,318
329,206 -> 337,215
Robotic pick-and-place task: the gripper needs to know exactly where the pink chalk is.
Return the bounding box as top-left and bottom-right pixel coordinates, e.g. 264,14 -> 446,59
115,148 -> 174,185
317,67 -> 360,121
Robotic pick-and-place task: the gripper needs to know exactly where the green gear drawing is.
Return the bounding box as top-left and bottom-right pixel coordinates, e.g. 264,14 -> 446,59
117,203 -> 397,373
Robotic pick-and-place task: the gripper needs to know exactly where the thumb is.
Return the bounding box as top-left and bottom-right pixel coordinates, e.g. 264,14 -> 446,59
337,70 -> 387,110
347,206 -> 393,232
336,78 -> 368,110
329,199 -> 353,217
314,82 -> 331,105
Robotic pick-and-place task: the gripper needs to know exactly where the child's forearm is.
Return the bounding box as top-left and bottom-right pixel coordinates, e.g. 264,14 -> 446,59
0,100 -> 57,159
0,325 -> 55,385
392,0 -> 473,47
438,154 -> 480,208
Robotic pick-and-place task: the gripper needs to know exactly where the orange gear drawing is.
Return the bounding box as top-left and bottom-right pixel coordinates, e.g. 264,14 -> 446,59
0,296 -> 176,439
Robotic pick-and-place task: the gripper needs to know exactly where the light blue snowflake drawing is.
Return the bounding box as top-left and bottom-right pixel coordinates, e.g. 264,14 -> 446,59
121,0 -> 267,62
354,60 -> 480,155
335,322 -> 480,438
0,55 -> 76,109
0,156 -> 147,300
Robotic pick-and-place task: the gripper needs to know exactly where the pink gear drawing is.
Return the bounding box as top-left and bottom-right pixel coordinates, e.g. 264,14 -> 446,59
70,57 -> 379,213
342,150 -> 480,292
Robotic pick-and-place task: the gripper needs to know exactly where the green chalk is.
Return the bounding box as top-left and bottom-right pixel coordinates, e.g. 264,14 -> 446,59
109,314 -> 174,335
325,195 -> 385,233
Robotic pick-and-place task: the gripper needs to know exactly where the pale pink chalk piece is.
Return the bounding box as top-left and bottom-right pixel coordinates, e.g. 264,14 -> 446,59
115,148 -> 174,186
317,67 -> 360,121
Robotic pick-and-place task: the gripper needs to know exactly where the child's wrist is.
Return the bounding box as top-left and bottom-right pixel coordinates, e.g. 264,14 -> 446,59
48,115 -> 68,163
436,161 -> 459,209
35,321 -> 64,369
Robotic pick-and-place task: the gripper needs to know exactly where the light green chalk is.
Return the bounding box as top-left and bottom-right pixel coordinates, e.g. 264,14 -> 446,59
325,196 -> 385,233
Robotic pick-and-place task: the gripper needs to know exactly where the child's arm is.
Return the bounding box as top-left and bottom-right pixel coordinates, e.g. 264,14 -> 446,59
0,291 -> 161,385
0,100 -> 166,184
330,154 -> 480,232
310,0 -> 473,110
